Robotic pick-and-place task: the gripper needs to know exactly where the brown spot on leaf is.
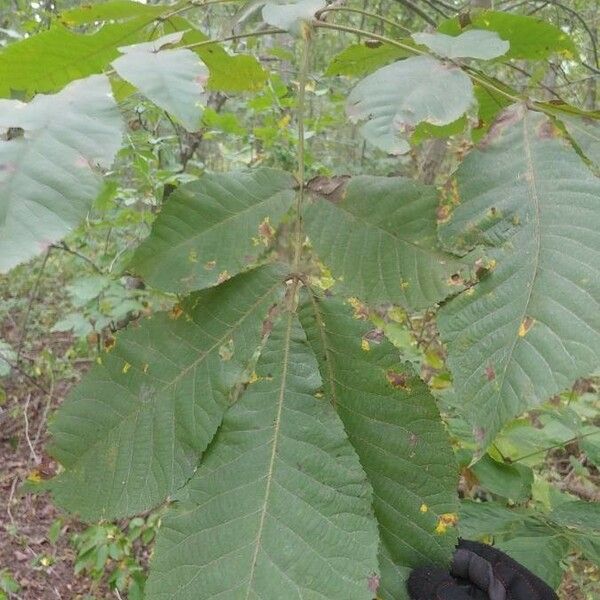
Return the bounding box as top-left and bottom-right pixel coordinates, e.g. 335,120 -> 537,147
204,260 -> 216,270
386,370 -> 411,391
365,39 -> 382,48
518,316 -> 535,337
485,364 -> 496,381
449,273 -> 463,286
364,328 -> 384,344
307,175 -> 350,203
367,573 -> 380,594
170,305 -> 184,320
537,118 -> 558,139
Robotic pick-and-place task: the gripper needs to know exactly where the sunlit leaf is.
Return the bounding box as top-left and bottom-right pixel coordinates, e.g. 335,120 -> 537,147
304,176 -> 467,309
439,106 -> 600,449
131,169 -> 295,293
58,0 -> 168,24
0,75 -> 122,273
347,56 -> 474,154
145,310 -> 380,600
325,42 -> 408,77
48,266 -> 284,519
439,11 -> 577,60
0,18 -> 156,97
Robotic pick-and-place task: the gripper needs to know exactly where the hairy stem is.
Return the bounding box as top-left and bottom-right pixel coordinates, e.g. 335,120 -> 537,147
292,31 -> 312,272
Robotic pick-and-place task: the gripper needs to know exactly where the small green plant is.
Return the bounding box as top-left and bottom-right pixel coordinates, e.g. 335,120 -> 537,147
0,570 -> 20,600
70,512 -> 160,599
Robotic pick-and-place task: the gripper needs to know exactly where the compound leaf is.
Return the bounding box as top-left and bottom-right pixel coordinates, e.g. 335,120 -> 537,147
146,310 -> 379,600
131,168 -> 295,293
439,106 -> 600,449
299,293 -> 459,600
304,176 -> 467,309
48,266 -> 284,520
347,56 -> 473,154
0,75 -> 122,273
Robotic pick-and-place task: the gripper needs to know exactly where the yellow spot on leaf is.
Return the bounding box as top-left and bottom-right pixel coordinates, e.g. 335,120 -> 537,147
361,339 -> 370,352
188,249 -> 198,263
204,260 -> 216,270
96,356 -> 103,365
27,470 -> 43,483
122,362 -> 131,374
518,316 -> 535,337
217,270 -> 230,284
435,512 -> 459,534
420,503 -> 428,513
143,363 -> 149,374
278,114 -> 291,129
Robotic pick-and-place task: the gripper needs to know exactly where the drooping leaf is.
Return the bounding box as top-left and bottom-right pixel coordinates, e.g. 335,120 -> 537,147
438,11 -> 577,60
497,524 -> 569,589
204,53 -> 269,93
472,82 -> 512,142
112,32 -> 208,132
299,293 -> 459,600
131,169 -> 295,293
458,500 -> 531,539
560,114 -> 600,169
412,30 -> 509,60
325,42 -> 408,77
58,0 -> 169,25
48,266 -> 284,520
438,105 -> 600,449
0,18 -> 156,97
0,75 -> 122,273
304,176 -> 467,309
145,310 -> 380,600
347,56 -> 474,154
470,454 -> 533,502
262,0 -> 326,34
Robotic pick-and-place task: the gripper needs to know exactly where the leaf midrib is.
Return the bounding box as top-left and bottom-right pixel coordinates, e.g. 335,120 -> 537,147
244,309 -> 293,598
493,111 -> 543,427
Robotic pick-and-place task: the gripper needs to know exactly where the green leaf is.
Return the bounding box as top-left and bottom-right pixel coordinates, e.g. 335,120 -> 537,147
204,53 -> 269,93
325,42 -> 408,77
169,17 -> 268,93
145,310 -> 379,600
438,106 -> 600,449
410,115 -> 468,145
304,176 -> 467,309
549,500 -> 600,532
0,75 -> 122,273
48,266 -> 284,520
458,500 -> 530,539
470,454 -> 533,502
131,169 -> 295,293
0,18 -> 156,97
58,0 -> 169,24
347,56 -> 474,154
438,11 -> 577,60
497,524 -> 569,589
112,33 -> 208,132
412,30 -> 509,60
560,114 -> 600,169
299,293 -> 459,600
472,83 -> 512,142
262,0 -> 326,35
